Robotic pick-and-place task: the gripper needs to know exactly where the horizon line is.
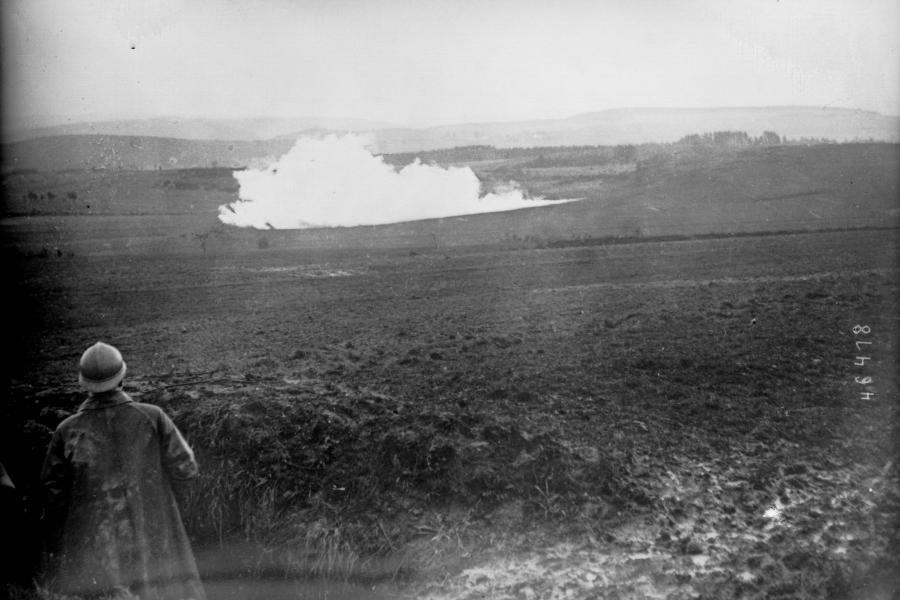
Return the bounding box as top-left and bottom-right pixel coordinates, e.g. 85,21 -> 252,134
6,104 -> 899,134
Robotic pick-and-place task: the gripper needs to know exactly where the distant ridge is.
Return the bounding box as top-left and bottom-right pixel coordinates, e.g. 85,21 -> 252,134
3,107 -> 898,171
0,135 -> 297,172
374,106 -> 899,153
3,116 -> 393,144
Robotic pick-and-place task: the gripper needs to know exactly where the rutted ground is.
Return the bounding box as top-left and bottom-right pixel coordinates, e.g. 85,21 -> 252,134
411,436 -> 898,600
4,229 -> 898,599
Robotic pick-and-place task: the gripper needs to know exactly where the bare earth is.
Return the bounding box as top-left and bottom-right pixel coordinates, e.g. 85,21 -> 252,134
4,226 -> 898,599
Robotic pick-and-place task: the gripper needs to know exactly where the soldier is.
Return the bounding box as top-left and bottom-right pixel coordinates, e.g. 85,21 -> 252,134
41,342 -> 206,600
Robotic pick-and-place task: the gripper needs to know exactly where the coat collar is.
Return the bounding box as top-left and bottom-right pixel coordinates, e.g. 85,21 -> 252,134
78,389 -> 133,412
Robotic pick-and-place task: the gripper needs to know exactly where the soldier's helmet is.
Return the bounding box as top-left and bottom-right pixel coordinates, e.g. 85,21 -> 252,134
79,342 -> 127,393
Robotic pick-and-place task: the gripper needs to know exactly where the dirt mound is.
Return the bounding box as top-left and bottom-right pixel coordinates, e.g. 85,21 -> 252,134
140,376 -> 641,574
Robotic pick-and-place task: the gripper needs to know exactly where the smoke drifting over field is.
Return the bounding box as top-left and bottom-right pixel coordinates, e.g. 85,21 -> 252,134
218,135 -> 572,229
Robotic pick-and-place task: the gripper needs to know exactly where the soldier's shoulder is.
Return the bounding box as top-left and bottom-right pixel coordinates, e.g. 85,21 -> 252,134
124,400 -> 174,425
54,411 -> 85,431
128,400 -> 166,415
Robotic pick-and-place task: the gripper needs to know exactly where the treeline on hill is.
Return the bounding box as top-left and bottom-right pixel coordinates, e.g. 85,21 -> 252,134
678,130 -> 783,146
382,144 -> 638,168
381,130 -> 849,169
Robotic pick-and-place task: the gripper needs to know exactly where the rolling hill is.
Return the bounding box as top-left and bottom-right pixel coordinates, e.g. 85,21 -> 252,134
374,106 -> 900,152
2,116 -> 391,144
1,135 -> 295,172
3,107 -> 898,172
2,143 -> 897,256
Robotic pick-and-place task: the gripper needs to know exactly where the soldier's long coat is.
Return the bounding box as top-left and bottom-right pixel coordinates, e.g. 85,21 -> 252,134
41,390 -> 206,600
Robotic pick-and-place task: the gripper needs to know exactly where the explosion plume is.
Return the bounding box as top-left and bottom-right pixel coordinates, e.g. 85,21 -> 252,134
218,135 -> 573,229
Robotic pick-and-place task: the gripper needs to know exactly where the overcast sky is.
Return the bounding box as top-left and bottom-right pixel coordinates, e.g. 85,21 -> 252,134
3,0 -> 898,130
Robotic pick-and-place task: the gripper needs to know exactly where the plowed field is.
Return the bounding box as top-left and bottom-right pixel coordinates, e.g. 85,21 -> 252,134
4,227 -> 898,599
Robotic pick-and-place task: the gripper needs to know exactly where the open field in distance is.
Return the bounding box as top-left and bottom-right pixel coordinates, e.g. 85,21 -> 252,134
2,143 -> 898,256
2,140 -> 898,599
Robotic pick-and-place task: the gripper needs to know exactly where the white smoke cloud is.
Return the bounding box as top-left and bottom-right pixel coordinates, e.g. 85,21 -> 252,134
218,135 -> 574,229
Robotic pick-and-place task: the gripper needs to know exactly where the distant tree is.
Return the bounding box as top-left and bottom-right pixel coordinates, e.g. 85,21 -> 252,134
613,144 -> 637,162
711,131 -> 751,147
761,131 -> 782,145
677,131 -> 764,148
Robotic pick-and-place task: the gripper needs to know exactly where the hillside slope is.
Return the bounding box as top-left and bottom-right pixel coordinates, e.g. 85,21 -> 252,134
376,107 -> 900,152
2,143 -> 897,257
3,116 -> 390,143
1,135 -> 295,172
3,107 -> 897,171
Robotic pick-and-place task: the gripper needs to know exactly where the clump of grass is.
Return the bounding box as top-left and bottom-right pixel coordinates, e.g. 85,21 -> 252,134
148,378 -> 637,578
